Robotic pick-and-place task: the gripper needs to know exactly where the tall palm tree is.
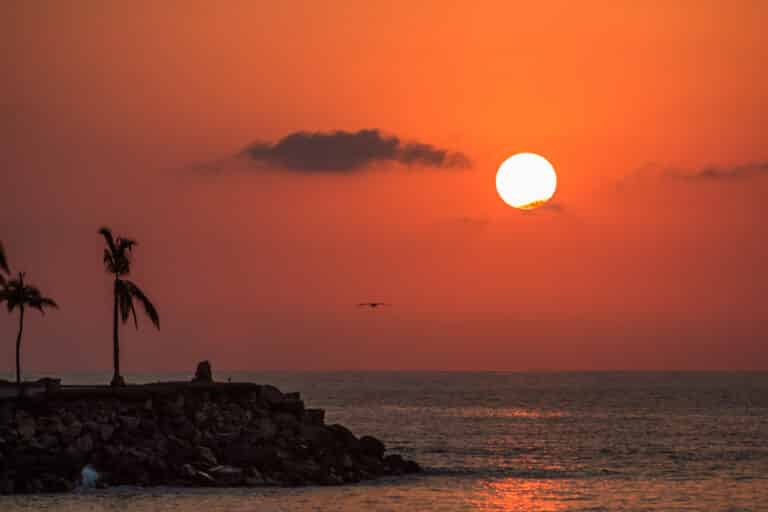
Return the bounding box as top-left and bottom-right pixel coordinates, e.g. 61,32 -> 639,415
0,272 -> 58,385
99,227 -> 160,387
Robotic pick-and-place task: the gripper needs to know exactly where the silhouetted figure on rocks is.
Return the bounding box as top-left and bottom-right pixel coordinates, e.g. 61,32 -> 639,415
193,360 -> 213,383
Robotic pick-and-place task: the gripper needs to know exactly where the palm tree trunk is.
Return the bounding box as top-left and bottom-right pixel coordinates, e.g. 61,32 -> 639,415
16,305 -> 25,386
111,278 -> 122,387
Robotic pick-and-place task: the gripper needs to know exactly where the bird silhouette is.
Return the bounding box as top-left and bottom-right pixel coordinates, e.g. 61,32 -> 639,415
357,302 -> 391,309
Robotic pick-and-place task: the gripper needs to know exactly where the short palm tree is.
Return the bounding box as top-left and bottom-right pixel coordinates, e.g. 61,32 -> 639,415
0,272 -> 58,385
99,227 -> 160,387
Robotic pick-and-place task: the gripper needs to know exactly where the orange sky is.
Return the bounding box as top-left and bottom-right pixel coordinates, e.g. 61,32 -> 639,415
1,1 -> 767,372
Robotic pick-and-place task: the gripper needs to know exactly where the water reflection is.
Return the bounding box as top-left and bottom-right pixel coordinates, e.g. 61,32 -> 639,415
471,479 -> 590,511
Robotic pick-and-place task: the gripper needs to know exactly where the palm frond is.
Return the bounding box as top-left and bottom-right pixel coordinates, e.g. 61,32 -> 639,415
117,237 -> 137,253
128,299 -> 139,329
28,296 -> 58,314
123,280 -> 160,329
103,249 -> 116,272
99,227 -> 117,253
116,280 -> 132,323
0,241 -> 8,274
1,274 -> 57,314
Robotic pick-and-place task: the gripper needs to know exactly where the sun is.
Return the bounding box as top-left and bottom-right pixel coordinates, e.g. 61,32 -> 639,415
495,153 -> 557,209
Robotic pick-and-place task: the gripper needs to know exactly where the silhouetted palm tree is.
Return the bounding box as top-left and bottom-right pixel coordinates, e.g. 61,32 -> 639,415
0,272 -> 58,385
99,227 -> 160,387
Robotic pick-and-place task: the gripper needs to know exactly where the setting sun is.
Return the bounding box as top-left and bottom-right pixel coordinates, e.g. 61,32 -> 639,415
495,153 -> 557,209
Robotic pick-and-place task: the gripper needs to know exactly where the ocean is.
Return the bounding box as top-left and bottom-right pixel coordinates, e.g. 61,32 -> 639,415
1,371 -> 766,511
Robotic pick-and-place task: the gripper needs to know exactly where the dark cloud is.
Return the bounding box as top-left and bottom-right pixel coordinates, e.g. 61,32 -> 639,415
521,201 -> 564,215
241,129 -> 470,172
667,161 -> 768,181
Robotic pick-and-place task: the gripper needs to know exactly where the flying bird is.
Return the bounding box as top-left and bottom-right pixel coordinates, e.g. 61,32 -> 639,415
357,302 -> 391,309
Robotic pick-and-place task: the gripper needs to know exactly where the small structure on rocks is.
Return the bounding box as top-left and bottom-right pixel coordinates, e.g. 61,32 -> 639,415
192,360 -> 213,383
0,365 -> 420,494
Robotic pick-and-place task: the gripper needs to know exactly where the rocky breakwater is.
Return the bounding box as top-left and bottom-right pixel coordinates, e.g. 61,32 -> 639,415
0,380 -> 420,493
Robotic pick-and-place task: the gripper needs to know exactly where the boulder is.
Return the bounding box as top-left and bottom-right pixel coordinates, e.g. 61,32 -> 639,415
358,454 -> 385,475
74,434 -> 94,453
62,421 -> 83,443
209,465 -> 243,486
196,446 -> 218,468
359,435 -> 386,459
403,459 -> 421,473
274,412 -> 299,431
303,409 -> 325,426
328,424 -> 359,451
119,415 -> 141,432
249,417 -> 278,441
38,416 -> 63,436
276,398 -> 305,416
99,424 -> 115,442
180,463 -> 215,485
193,361 -> 213,383
15,412 -> 36,441
259,385 -> 285,407
243,467 -> 266,486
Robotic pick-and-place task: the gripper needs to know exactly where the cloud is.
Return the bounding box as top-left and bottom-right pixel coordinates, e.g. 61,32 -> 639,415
521,201 -> 565,215
241,129 -> 470,172
667,161 -> 768,182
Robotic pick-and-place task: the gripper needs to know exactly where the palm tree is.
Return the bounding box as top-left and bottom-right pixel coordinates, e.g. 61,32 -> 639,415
0,272 -> 58,385
99,227 -> 160,387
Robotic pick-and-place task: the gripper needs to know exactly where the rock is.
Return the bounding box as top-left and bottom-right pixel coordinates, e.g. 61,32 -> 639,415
303,409 -> 325,426
274,412 -> 299,431
277,398 -> 305,416
38,433 -> 60,450
0,380 -> 420,493
281,458 -> 325,483
15,412 -> 36,441
193,361 -> 213,383
75,434 -> 94,453
358,454 -> 385,475
403,459 -> 421,473
0,403 -> 14,425
259,385 -> 284,406
62,420 -> 83,443
328,424 -> 359,451
119,415 -> 141,432
38,416 -> 64,436
39,474 -> 74,492
249,417 -> 278,441
249,445 -> 280,470
196,446 -> 218,468
359,435 -> 386,459
243,467 -> 266,486
99,424 -> 115,442
181,463 -> 215,485
209,465 -> 243,486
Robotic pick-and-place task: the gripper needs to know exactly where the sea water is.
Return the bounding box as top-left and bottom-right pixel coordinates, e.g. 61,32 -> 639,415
1,371 -> 766,511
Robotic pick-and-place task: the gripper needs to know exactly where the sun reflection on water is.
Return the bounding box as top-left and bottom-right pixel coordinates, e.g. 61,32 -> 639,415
471,479 -> 587,511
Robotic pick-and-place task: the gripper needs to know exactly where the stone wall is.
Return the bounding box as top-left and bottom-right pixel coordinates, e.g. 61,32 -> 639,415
0,382 -> 420,493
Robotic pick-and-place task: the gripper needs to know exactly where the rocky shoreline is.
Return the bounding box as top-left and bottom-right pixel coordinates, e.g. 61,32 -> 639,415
0,374 -> 420,494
